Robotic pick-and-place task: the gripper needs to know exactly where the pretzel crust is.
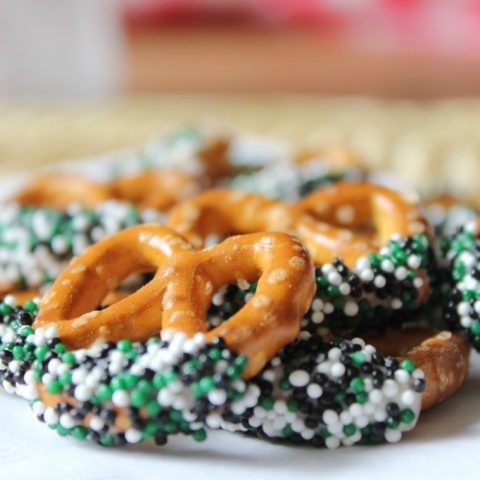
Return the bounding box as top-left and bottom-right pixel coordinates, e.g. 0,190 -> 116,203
167,182 -> 428,267
364,329 -> 470,410
294,182 -> 428,266
34,225 -> 315,379
14,173 -> 112,209
109,170 -> 204,211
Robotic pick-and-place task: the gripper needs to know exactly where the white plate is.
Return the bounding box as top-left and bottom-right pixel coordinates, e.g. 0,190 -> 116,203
0,153 -> 479,480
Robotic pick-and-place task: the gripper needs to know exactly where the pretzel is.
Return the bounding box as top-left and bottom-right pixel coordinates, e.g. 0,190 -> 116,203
109,170 -> 205,211
223,326 -> 468,447
34,224 -> 315,378
0,290 -> 260,446
0,226 -> 314,446
1,289 -> 129,308
295,146 -> 364,172
168,182 -> 428,267
14,173 -> 112,209
294,182 -> 429,267
0,201 -> 163,294
363,329 -> 470,410
14,169 -> 206,213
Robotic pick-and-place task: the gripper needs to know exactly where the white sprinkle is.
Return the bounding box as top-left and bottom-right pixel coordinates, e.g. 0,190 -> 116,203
125,429 -> 142,444
344,301 -> 359,317
331,362 -> 346,378
360,269 -> 374,282
111,389 -> 130,407
208,389 -> 227,406
322,409 -> 338,425
407,255 -> 421,269
60,413 -> 76,429
306,383 -> 323,399
289,370 -> 310,388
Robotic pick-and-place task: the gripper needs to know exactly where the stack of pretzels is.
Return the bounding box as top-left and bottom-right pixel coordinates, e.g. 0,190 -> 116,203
0,127 -> 475,449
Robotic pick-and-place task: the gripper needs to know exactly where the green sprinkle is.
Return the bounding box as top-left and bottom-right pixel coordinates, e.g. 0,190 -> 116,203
146,400 -> 161,416
351,351 -> 366,365
164,370 -> 178,384
19,326 -> 33,337
260,397 -> 274,411
356,392 -> 368,404
208,348 -> 222,361
0,303 -> 12,315
287,399 -> 298,412
12,345 -> 24,360
319,427 -> 331,438
343,424 -> 357,437
96,384 -> 113,401
34,345 -> 48,361
59,372 -> 72,386
47,380 -> 63,395
62,352 -> 76,365
470,322 -> 480,336
400,408 -> 416,424
54,343 -> 67,354
192,428 -> 207,442
400,359 -> 415,373
72,426 -> 88,440
100,434 -> 114,446
122,373 -> 139,390
387,417 -> 400,429
111,376 -> 125,391
153,373 -> 167,390
56,425 -> 71,437
350,377 -> 365,393
198,376 -> 215,394
117,339 -> 133,352
23,300 -> 37,313
131,389 -> 148,408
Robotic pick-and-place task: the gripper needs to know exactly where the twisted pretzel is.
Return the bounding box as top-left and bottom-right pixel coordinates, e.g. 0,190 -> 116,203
34,224 -> 315,378
13,170 -> 205,212
167,181 -> 428,267
294,182 -> 428,266
14,173 -> 112,209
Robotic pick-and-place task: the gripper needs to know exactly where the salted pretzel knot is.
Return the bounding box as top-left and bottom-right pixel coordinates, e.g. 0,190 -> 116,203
34,225 -> 315,378
167,182 -> 428,267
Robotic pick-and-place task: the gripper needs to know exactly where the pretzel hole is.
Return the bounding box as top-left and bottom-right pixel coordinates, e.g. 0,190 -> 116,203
206,281 -> 258,328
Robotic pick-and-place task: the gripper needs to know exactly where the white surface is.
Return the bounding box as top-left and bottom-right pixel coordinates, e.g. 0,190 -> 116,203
1,148 -> 479,479
0,356 -> 478,480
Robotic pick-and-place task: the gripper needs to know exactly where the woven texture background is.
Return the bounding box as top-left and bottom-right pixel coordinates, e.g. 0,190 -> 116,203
1,95 -> 479,194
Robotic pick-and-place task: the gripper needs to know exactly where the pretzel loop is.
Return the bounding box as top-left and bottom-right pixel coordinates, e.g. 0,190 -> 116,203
167,181 -> 428,267
34,225 -> 316,378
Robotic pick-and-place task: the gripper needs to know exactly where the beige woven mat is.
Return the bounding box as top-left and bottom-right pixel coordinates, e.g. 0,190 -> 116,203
1,95 -> 479,194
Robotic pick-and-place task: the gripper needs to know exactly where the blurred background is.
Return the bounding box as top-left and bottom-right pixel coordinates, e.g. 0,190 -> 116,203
1,0 -> 480,193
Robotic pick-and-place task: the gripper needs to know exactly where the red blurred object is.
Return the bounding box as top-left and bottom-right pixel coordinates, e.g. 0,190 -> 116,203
123,0 -> 480,95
